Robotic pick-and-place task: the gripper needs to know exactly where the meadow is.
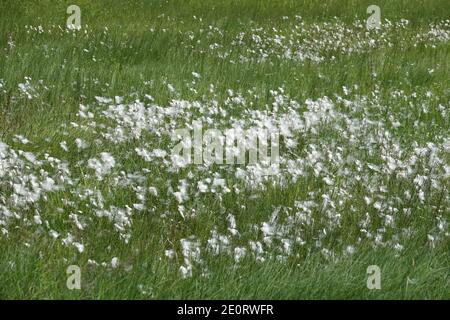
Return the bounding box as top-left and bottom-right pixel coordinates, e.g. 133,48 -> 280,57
0,0 -> 449,299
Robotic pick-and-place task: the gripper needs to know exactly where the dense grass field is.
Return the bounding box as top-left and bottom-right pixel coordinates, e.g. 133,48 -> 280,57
0,0 -> 449,299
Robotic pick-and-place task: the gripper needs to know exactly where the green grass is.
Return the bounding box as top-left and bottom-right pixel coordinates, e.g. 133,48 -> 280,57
0,0 -> 449,299
0,242 -> 448,299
